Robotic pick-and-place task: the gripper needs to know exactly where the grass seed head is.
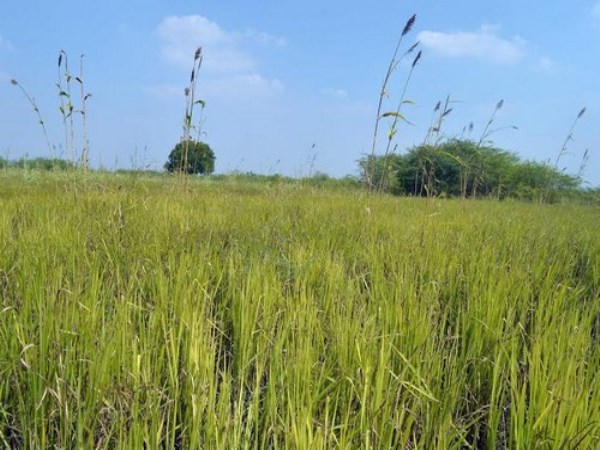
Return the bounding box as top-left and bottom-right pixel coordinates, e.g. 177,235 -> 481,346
402,14 -> 416,36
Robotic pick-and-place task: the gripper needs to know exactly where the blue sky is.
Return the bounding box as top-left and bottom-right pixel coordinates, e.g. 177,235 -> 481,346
1,1 -> 599,185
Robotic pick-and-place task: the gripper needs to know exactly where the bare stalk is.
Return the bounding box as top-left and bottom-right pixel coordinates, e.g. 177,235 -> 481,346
77,54 -> 92,170
10,79 -> 53,156
57,50 -> 76,164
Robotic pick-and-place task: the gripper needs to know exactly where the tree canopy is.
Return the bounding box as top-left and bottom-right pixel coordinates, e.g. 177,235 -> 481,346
359,139 -> 582,202
165,140 -> 215,175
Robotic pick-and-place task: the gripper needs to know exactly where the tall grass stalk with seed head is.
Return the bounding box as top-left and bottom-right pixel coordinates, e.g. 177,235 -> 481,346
466,99 -> 517,199
181,47 -> 205,176
368,14 -> 417,191
417,95 -> 455,198
76,54 -> 92,169
555,107 -> 586,168
377,47 -> 422,193
55,51 -> 92,170
9,79 -> 53,157
57,50 -> 76,163
543,106 -> 587,202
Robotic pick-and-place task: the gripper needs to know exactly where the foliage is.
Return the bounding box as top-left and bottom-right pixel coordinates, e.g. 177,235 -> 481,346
359,139 -> 582,201
0,157 -> 75,171
0,172 -> 597,448
164,139 -> 215,175
559,187 -> 600,205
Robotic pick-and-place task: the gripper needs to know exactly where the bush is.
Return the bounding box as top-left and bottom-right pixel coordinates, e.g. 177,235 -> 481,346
165,140 -> 215,175
359,139 -> 582,201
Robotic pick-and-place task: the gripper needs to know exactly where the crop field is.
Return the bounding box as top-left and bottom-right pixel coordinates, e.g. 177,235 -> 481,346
0,172 -> 598,449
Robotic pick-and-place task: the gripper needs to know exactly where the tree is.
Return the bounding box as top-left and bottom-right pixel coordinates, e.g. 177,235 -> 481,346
165,140 -> 215,175
358,139 -> 582,201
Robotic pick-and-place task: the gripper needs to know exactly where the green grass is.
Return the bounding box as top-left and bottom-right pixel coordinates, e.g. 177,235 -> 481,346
0,170 -> 598,449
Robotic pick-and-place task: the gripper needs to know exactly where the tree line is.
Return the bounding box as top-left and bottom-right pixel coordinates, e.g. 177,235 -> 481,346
359,139 -> 596,203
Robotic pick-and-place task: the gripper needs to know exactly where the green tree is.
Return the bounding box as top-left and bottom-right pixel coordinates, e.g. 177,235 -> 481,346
165,140 -> 215,175
358,139 -> 582,201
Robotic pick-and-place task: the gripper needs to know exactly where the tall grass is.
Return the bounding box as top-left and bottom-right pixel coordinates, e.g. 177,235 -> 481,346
368,14 -> 420,191
9,79 -> 52,157
0,172 -> 597,448
181,47 -> 205,176
10,51 -> 92,170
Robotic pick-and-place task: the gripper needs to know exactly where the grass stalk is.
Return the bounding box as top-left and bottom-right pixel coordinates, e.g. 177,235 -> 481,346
367,14 -> 416,191
9,79 -> 53,157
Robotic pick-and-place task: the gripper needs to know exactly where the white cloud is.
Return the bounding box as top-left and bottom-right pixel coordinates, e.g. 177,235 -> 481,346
157,15 -> 256,72
204,74 -> 284,99
417,26 -> 526,65
322,88 -> 348,99
156,15 -> 284,98
242,30 -> 287,47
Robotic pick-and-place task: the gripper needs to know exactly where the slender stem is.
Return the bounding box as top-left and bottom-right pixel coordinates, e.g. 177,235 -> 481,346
368,16 -> 416,190
79,55 -> 90,170
10,80 -> 52,156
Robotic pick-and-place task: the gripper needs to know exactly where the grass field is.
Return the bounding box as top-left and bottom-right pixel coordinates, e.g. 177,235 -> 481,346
0,171 -> 598,449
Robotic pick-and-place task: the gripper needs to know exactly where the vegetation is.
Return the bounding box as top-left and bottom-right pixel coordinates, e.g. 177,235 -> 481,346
164,140 -> 216,175
2,12 -> 598,449
10,51 -> 92,169
359,139 -> 584,202
0,157 -> 75,171
0,171 -> 598,448
368,14 -> 420,190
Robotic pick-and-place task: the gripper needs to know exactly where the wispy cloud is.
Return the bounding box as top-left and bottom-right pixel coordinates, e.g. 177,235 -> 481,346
204,74 -> 284,99
242,29 -> 287,47
322,88 -> 348,99
535,56 -> 559,73
417,25 -> 526,65
156,15 -> 284,97
157,15 -> 255,72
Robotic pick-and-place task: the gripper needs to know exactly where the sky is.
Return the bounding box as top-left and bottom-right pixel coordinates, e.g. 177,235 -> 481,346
1,1 -> 599,185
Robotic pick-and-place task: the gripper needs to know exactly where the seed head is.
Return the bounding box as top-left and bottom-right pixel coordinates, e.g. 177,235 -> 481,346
405,42 -> 419,55
402,14 -> 416,37
412,50 -> 422,68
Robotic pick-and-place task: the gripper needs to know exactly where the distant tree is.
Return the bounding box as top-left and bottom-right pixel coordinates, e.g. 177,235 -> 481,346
165,140 -> 215,175
2,157 -> 75,171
